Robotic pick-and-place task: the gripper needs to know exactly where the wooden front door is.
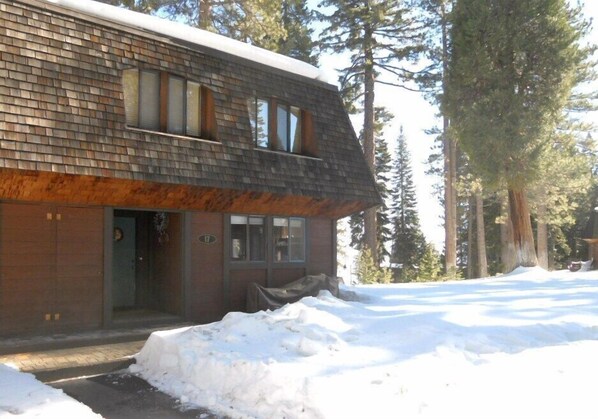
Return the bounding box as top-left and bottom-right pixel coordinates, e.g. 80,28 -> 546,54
0,203 -> 103,336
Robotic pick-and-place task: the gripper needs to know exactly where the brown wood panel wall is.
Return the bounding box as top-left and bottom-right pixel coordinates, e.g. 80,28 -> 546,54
229,269 -> 267,312
153,212 -> 183,316
189,212 -> 225,322
0,202 -> 103,336
0,203 -> 55,335
54,206 -> 104,332
308,218 -> 334,276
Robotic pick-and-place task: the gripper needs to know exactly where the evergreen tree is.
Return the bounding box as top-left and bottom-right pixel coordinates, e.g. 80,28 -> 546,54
415,0 -> 458,276
350,108 -> 394,263
390,127 -> 426,281
318,0 -> 425,264
278,0 -> 319,65
355,247 -> 392,284
446,0 -> 591,268
100,0 -> 318,62
416,242 -> 443,281
528,128 -> 594,268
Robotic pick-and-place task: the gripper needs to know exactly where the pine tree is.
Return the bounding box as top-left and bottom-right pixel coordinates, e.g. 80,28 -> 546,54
350,108 -> 394,263
355,247 -> 392,284
446,0 -> 591,268
416,243 -> 443,281
100,0 -> 318,61
415,0 -> 458,276
390,128 -> 426,281
528,128 -> 594,268
278,0 -> 319,65
318,0 -> 425,264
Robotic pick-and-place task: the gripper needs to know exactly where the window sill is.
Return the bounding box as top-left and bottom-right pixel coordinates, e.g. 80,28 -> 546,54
125,126 -> 221,145
254,147 -> 322,161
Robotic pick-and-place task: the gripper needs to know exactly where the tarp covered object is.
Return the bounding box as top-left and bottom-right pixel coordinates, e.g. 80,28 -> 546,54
246,274 -> 340,313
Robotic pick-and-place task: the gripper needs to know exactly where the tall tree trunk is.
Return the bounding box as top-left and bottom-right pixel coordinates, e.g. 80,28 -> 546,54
500,197 -> 516,273
508,188 -> 538,267
536,204 -> 548,269
475,192 -> 488,277
467,196 -> 475,279
441,2 -> 457,276
199,0 -> 211,29
363,27 -> 377,264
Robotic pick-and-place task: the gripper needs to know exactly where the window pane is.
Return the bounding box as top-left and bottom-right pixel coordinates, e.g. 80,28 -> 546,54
290,106 -> 302,153
289,218 -> 305,261
273,217 -> 289,262
186,82 -> 201,137
168,76 -> 185,135
139,71 -> 160,131
256,99 -> 269,148
247,98 -> 257,143
276,104 -> 288,151
231,217 -> 247,260
231,215 -> 248,224
122,69 -> 139,127
248,217 -> 265,261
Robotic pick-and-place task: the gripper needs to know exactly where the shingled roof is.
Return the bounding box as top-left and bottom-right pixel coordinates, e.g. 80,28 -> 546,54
0,0 -> 381,218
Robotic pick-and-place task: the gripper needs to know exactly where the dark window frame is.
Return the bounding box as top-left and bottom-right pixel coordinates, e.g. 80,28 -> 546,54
228,215 -> 306,264
123,67 -> 218,141
272,216 -> 306,263
249,97 -> 316,157
230,215 -> 266,263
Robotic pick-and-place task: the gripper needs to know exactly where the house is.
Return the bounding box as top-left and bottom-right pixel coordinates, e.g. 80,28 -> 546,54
0,0 -> 380,337
582,205 -> 598,267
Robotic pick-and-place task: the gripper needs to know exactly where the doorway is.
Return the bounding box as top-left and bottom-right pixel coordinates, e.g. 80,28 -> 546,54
112,210 -> 183,325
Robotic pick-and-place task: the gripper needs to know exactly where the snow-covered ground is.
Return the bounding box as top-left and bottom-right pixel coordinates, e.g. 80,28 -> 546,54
2,267 -> 598,418
131,267 -> 598,418
0,364 -> 101,418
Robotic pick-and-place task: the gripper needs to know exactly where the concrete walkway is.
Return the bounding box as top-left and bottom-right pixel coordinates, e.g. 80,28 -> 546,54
0,340 -> 144,382
0,324 -> 189,382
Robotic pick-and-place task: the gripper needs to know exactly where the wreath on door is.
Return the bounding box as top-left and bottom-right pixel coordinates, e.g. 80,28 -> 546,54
154,212 -> 169,245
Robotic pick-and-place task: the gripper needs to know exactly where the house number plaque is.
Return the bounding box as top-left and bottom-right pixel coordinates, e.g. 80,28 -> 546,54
198,234 -> 217,245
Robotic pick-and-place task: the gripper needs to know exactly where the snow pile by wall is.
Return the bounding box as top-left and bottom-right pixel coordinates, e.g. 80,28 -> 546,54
131,269 -> 598,418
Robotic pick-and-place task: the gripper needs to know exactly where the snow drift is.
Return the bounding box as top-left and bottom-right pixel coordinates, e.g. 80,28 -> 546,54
131,268 -> 598,418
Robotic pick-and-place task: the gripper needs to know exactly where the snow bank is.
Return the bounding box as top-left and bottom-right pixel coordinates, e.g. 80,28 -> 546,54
43,0 -> 329,83
0,364 -> 101,418
131,269 -> 598,418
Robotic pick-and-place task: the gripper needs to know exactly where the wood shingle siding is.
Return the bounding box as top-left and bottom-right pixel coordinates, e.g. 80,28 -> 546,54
0,0 -> 380,218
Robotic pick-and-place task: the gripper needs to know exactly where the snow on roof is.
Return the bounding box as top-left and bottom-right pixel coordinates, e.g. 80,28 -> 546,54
43,0 -> 331,84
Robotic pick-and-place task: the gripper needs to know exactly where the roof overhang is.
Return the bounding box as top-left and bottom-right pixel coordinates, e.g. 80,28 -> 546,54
0,169 -> 376,219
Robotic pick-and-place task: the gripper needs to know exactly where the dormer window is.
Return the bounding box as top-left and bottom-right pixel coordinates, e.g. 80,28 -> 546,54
248,97 -> 317,157
122,68 -> 217,140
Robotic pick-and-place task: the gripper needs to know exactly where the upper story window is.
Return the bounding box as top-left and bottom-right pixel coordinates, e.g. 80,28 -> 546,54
248,97 -> 317,157
122,68 -> 217,140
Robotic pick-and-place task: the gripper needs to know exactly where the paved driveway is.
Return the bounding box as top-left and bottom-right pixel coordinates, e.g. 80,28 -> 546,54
52,372 -> 225,419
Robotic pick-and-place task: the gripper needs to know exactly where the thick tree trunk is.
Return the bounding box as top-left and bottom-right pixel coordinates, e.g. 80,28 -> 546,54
508,188 -> 538,268
475,192 -> 488,278
362,30 -> 377,264
441,4 -> 457,276
444,122 -> 458,275
500,198 -> 516,273
467,196 -> 475,279
199,0 -> 211,29
536,205 -> 548,269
